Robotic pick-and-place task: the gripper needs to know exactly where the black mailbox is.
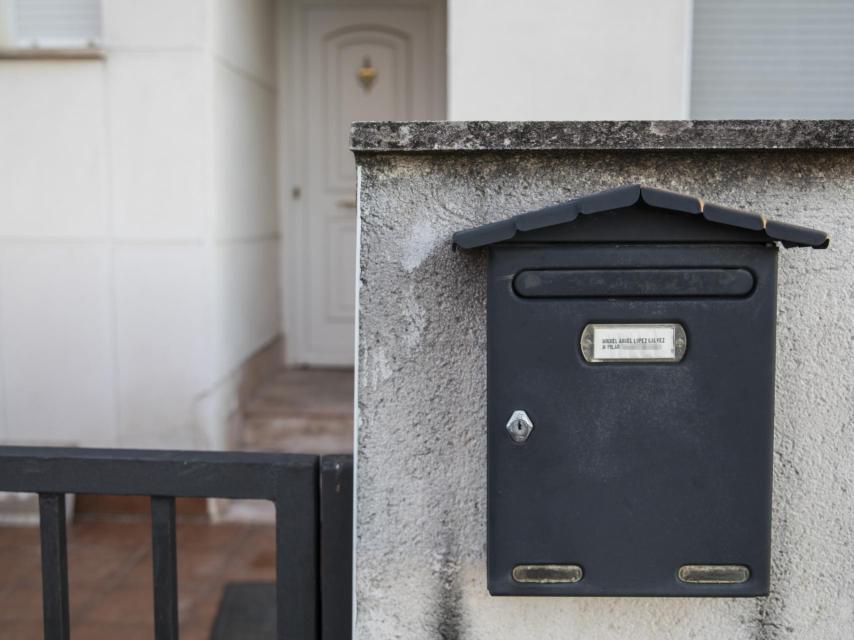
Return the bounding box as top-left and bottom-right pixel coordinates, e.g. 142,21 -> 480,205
453,185 -> 828,597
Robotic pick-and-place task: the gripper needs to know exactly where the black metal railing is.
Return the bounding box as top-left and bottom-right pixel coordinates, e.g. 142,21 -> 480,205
0,446 -> 353,640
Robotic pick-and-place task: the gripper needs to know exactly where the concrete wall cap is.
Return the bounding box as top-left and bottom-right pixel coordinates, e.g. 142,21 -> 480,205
351,120 -> 854,153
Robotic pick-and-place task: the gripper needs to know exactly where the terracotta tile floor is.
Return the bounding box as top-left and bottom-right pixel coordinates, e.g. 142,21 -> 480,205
0,514 -> 276,640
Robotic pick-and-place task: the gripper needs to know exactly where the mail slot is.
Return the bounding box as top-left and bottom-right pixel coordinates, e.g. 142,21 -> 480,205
453,185 -> 829,597
513,268 -> 756,298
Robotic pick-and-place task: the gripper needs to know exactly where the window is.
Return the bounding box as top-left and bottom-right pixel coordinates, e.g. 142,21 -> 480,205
0,0 -> 101,51
691,0 -> 854,118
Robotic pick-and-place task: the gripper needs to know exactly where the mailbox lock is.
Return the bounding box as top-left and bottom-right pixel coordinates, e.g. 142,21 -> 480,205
506,410 -> 533,443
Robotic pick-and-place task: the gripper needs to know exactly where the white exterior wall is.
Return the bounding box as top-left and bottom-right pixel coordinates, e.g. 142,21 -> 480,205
0,0 -> 279,450
202,0 -> 281,449
447,0 -> 692,120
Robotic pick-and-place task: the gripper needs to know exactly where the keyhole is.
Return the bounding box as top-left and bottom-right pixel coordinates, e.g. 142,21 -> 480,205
506,410 -> 533,443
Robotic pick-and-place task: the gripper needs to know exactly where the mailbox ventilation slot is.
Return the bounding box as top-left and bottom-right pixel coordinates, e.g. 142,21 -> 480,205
512,564 -> 584,584
514,268 -> 755,298
677,565 -> 750,585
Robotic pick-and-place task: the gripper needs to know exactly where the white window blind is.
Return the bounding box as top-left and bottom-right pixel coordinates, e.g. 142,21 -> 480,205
691,0 -> 854,118
3,0 -> 101,49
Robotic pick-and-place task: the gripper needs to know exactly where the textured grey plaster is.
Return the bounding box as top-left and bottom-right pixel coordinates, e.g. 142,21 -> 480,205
355,147 -> 854,639
351,120 -> 854,152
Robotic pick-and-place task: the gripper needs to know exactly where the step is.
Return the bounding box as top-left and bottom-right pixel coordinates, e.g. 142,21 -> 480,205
240,416 -> 353,454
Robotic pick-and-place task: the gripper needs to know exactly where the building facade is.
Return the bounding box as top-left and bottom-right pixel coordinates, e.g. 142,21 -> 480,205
0,0 -> 852,451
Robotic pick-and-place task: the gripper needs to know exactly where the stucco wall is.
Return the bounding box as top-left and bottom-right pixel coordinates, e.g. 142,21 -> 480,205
353,122 -> 854,639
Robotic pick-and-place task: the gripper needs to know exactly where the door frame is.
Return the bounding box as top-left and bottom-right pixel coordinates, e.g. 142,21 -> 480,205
277,0 -> 447,366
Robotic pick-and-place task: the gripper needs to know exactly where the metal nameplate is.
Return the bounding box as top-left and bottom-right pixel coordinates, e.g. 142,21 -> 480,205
580,323 -> 686,363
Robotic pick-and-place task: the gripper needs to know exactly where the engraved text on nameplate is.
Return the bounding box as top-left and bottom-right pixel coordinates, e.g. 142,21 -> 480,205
580,324 -> 687,363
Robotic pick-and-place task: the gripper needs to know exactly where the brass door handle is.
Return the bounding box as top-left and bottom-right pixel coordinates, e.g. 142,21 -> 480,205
337,198 -> 357,208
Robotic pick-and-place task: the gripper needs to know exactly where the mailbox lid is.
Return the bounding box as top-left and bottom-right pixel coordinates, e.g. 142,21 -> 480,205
453,184 -> 829,249
486,243 -> 777,597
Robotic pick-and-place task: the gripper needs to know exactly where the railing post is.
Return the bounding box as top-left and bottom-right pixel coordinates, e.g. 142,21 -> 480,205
39,493 -> 70,640
275,459 -> 319,640
151,496 -> 179,640
320,456 -> 354,640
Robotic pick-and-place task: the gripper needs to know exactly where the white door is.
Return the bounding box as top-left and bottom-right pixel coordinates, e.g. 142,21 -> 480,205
285,0 -> 446,366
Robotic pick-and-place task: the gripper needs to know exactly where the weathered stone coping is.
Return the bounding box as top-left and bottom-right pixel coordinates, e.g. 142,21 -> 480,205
351,120 -> 854,152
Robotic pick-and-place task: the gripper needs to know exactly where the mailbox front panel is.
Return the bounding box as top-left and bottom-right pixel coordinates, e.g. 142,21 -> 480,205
487,243 -> 777,596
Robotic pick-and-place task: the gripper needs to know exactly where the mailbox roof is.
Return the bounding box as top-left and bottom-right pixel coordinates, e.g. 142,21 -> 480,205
452,185 -> 829,250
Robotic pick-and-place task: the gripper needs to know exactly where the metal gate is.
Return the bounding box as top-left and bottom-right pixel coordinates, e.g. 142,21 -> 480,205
0,446 -> 353,640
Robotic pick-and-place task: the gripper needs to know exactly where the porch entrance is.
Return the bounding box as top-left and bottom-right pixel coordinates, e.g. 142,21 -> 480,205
282,0 -> 446,366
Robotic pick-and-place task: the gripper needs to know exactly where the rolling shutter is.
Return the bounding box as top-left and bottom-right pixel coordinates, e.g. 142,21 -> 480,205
7,0 -> 101,49
691,0 -> 854,118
